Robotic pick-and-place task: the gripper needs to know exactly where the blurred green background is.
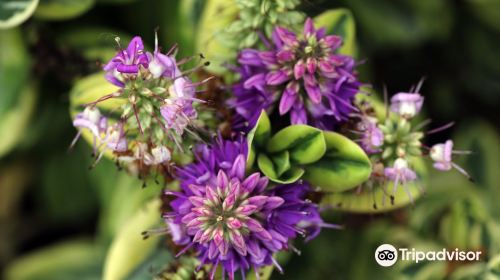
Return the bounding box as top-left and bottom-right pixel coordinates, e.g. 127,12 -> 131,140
0,0 -> 499,279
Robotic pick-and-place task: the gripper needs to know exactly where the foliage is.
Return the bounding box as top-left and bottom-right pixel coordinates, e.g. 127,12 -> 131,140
0,0 -> 499,279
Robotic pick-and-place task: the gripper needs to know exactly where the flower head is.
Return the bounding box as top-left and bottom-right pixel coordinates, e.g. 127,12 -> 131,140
104,122 -> 127,152
384,158 -> 418,204
72,35 -> 211,177
103,36 -> 150,87
147,35 -> 177,79
72,107 -> 107,140
164,138 -> 327,279
390,92 -> 424,119
228,65 -> 276,132
231,18 -> 362,131
358,117 -> 384,154
430,140 -> 471,179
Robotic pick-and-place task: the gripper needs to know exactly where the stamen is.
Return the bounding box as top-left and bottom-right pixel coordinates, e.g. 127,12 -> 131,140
253,266 -> 261,280
271,256 -> 284,274
68,131 -> 82,152
209,259 -> 219,280
391,174 -> 400,205
413,118 -> 432,131
289,243 -> 302,255
401,178 -> 414,205
426,122 -> 455,135
90,149 -> 106,169
189,76 -> 215,87
320,222 -> 345,230
141,227 -> 169,239
175,243 -> 194,258
414,77 -> 426,93
84,92 -> 122,107
132,102 -> 144,135
181,61 -> 211,77
451,162 -> 473,182
166,43 -> 178,56
452,150 -> 473,155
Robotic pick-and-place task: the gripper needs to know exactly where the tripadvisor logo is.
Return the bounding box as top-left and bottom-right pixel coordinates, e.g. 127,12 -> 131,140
375,244 -> 398,267
375,244 -> 482,267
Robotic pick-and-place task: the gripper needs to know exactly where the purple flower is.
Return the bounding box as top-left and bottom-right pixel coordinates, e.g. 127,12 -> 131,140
143,145 -> 171,165
231,18 -> 362,131
390,92 -> 424,118
160,98 -> 197,136
72,107 -> 106,140
430,140 -> 471,179
164,137 -> 329,279
147,35 -> 177,79
384,158 -> 418,204
359,117 -> 384,154
175,135 -> 249,189
71,107 -> 107,152
228,65 -> 278,132
159,59 -> 198,136
103,36 -> 150,87
104,122 -> 128,152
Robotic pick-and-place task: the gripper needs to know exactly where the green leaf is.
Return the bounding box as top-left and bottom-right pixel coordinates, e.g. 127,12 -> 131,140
449,263 -> 487,280
247,265 -> 274,280
454,121 -> 500,217
57,27 -> 133,63
440,201 -> 469,249
34,0 -> 95,20
0,28 -> 36,158
257,154 -> 277,179
250,110 -> 271,148
487,255 -> 500,278
152,256 -> 205,280
0,0 -> 39,28
40,143 -> 99,224
267,125 -> 326,165
0,28 -> 30,116
0,82 -> 37,158
195,0 -> 238,74
97,0 -> 137,4
4,240 -> 103,280
103,199 -> 165,280
96,171 -> 164,244
272,150 -> 291,177
346,0 -> 452,49
303,131 -> 371,192
175,0 -> 206,58
123,243 -> 171,280
257,153 -> 304,184
314,8 -> 357,57
466,0 -> 500,33
246,110 -> 271,169
323,156 -> 427,213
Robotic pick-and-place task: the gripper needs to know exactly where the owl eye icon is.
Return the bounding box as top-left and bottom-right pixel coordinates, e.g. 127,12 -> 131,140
375,244 -> 398,266
378,250 -> 396,261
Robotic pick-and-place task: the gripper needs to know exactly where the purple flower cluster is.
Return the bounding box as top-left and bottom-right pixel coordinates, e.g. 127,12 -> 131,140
353,82 -> 472,205
102,35 -> 199,137
230,18 -> 362,131
72,35 -> 210,173
164,137 -> 328,279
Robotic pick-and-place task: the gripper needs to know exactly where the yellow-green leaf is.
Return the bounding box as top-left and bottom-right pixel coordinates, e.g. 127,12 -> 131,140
304,131 -> 371,192
103,199 -> 163,280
